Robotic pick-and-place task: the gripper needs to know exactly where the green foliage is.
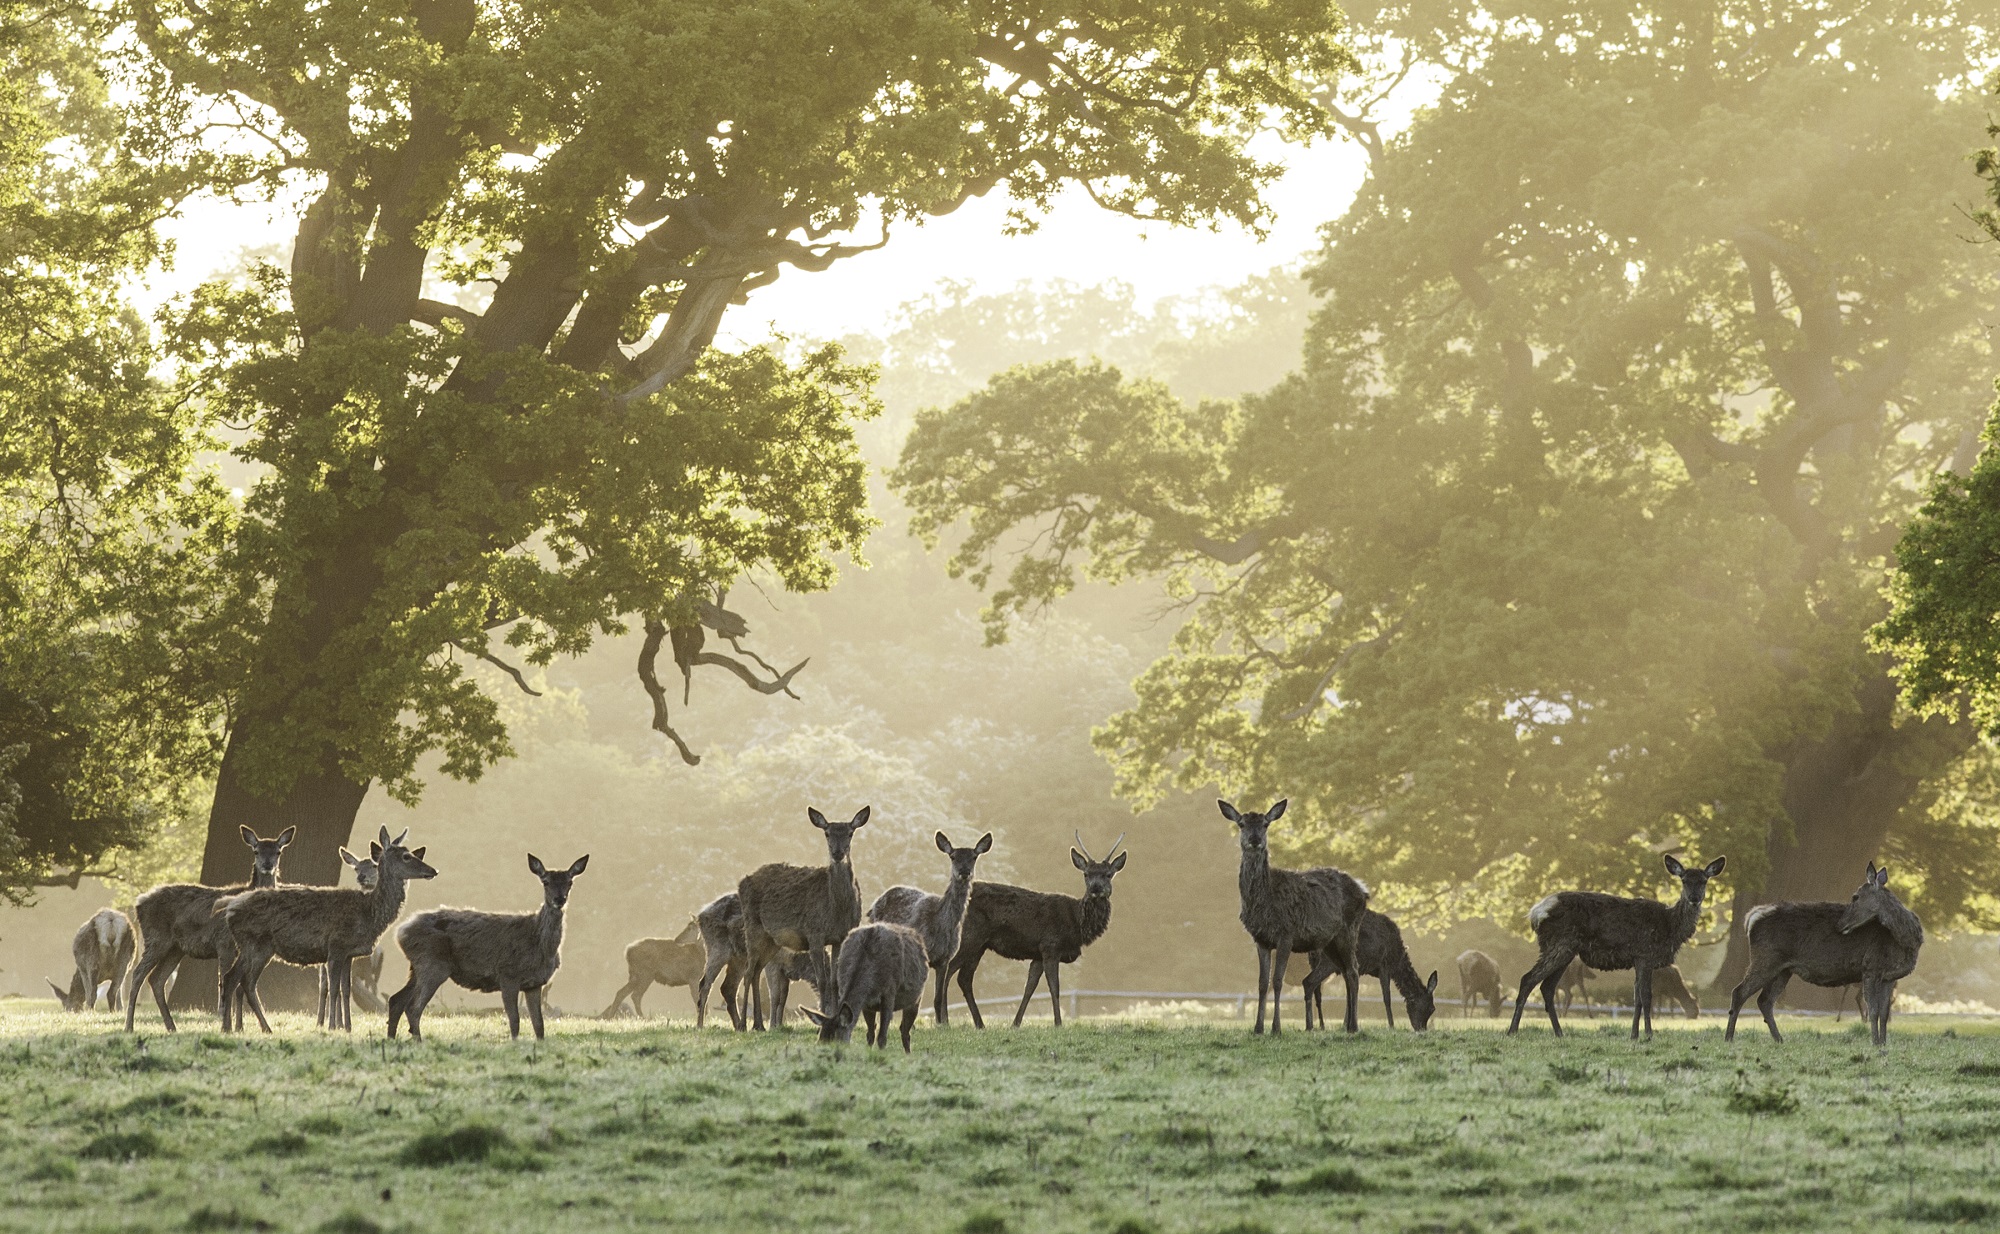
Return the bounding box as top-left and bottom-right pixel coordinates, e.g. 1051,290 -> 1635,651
896,0 -> 2000,923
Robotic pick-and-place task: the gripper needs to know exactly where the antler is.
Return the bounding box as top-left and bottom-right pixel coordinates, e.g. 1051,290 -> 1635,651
1107,832 -> 1126,858
1073,830 -> 1096,863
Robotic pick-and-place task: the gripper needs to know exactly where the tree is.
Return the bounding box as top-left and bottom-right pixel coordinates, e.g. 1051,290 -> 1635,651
84,0 -> 1355,928
895,0 -> 2000,981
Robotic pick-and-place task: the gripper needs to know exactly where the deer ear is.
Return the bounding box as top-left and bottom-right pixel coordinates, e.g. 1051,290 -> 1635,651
410,847 -> 426,860
370,842 -> 383,860
276,826 -> 297,846
851,806 -> 870,827
808,808 -> 829,830
1071,848 -> 1087,871
528,854 -> 547,876
1217,800 -> 1241,823
1663,854 -> 1685,876
1109,852 -> 1128,872
46,980 -> 70,1008
1427,971 -> 1439,993
378,825 -> 393,849
568,855 -> 589,876
936,831 -> 952,854
1267,799 -> 1288,821
239,825 -> 257,846
1874,865 -> 1888,887
976,833 -> 993,855
1704,856 -> 1726,878
341,848 -> 358,868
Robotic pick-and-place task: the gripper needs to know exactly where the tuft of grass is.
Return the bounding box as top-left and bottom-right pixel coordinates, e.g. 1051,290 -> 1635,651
1548,1061 -> 1592,1084
1291,1164 -> 1372,1194
185,1206 -> 274,1231
79,1129 -> 163,1160
1156,1123 -> 1214,1148
1954,1061 -> 2000,1078
1910,1195 -> 1997,1223
399,1123 -> 513,1167
249,1130 -> 310,1156
1728,1079 -> 1800,1116
25,1156 -> 77,1182
1108,1220 -> 1160,1234
315,1215 -> 384,1234
960,1214 -> 1009,1234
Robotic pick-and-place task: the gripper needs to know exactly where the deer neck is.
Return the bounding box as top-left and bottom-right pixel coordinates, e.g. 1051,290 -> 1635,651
1875,897 -> 1925,952
827,855 -> 857,919
250,867 -> 279,890
1667,888 -> 1702,949
1384,948 -> 1425,1002
366,866 -> 413,935
1078,893 -> 1112,947
538,897 -> 567,954
1238,845 -> 1271,905
938,872 -> 973,932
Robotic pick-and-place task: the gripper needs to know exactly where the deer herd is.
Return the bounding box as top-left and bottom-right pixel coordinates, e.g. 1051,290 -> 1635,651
38,797 -> 1925,1051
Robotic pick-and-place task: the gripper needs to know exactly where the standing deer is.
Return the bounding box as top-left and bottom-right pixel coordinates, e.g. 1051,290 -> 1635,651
219,828 -> 438,1033
948,832 -> 1127,1028
691,892 -> 747,1029
1648,964 -> 1699,1019
47,909 -> 134,1012
600,917 -> 706,1018
1223,798 -> 1368,1035
1301,909 -> 1438,1031
125,826 -> 295,1032
1508,853 -> 1726,1040
867,830 -> 993,1025
318,848 -> 380,1028
738,806 -> 869,1032
1456,949 -> 1503,1017
388,853 -> 589,1040
802,922 -> 929,1051
1725,862 -> 1923,1046
1557,958 -> 1594,1015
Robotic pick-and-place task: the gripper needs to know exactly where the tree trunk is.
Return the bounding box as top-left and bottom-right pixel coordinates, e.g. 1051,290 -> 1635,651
170,721 -> 372,1011
1711,667 -> 1973,1002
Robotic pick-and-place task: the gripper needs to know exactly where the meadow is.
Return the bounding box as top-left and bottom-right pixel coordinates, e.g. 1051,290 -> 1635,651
2,1002 -> 1998,1234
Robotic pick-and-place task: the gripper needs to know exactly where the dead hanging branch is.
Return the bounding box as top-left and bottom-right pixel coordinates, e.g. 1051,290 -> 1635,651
639,619 -> 702,766
638,596 -> 809,766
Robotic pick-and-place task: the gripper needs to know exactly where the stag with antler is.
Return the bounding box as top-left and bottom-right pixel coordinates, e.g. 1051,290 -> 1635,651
947,832 -> 1127,1028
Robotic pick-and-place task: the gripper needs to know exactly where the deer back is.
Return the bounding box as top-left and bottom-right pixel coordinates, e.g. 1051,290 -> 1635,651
740,862 -> 857,950
835,923 -> 929,1016
1241,866 -> 1360,951
1744,900 -> 1918,987
1533,891 -> 1682,969
225,886 -> 381,964
400,907 -> 562,991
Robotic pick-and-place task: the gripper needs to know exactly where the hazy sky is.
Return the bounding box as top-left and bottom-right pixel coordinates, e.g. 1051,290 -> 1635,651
155,131 -> 1369,347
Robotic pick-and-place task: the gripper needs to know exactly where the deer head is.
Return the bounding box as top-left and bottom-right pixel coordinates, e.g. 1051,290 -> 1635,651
936,830 -> 994,886
801,1003 -> 857,1043
1406,971 -> 1440,1031
368,829 -> 438,884
1662,853 -> 1726,906
808,806 -> 870,863
527,853 -> 590,909
240,825 -> 296,881
1218,798 -> 1286,854
1070,832 -> 1128,898
340,847 -> 379,890
1839,862 -> 1896,934
45,977 -> 83,1012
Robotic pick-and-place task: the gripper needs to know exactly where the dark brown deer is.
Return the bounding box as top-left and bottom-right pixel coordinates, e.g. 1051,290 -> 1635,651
1456,949 -> 1502,1017
220,828 -> 438,1032
600,917 -> 705,1018
388,853 -> 588,1040
1223,798 -> 1368,1034
1649,964 -> 1699,1019
1725,862 -> 1923,1046
867,830 -> 993,1024
803,922 -> 929,1051
1301,909 -> 1438,1030
1508,853 -> 1726,1040
948,832 -> 1127,1027
48,909 -> 134,1012
124,826 -> 294,1032
739,806 -> 868,1031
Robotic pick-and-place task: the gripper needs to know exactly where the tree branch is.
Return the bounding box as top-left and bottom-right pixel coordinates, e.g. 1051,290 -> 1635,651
1277,620 -> 1401,722
638,619 -> 701,766
453,640 -> 541,696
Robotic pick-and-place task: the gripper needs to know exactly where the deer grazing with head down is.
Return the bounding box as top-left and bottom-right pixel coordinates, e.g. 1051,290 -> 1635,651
803,922 -> 929,1051
125,826 -> 295,1032
948,832 -> 1127,1028
1726,862 -> 1922,1046
1302,909 -> 1437,1031
219,827 -> 438,1032
388,852 -> 589,1040
48,909 -> 134,1013
1223,798 -> 1369,1034
738,806 -> 869,1031
868,830 -> 993,1025
1456,949 -> 1503,1018
1508,853 -> 1726,1040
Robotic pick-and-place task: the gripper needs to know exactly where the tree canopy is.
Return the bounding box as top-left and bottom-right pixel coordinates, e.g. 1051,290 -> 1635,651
896,0 -> 2000,944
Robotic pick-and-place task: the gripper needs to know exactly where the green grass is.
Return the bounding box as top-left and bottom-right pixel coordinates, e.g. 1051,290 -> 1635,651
2,1003 -> 1999,1232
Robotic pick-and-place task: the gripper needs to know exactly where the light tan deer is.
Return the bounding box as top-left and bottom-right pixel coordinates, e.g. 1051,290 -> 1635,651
125,826 -> 294,1032
48,909 -> 134,1012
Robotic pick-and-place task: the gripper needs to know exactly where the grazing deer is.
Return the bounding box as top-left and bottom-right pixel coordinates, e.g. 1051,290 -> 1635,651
1725,862 -> 1923,1046
1557,957 -> 1594,1015
600,918 -> 705,1018
1302,909 -> 1438,1031
763,948 -> 827,1027
1649,964 -> 1699,1019
388,853 -> 588,1040
1222,798 -> 1368,1035
802,922 -> 929,1052
318,848 -> 380,1028
1456,949 -> 1502,1017
125,826 -> 295,1032
948,832 -> 1127,1028
47,909 -> 135,1012
220,828 -> 438,1033
1508,853 -> 1726,1040
867,830 -> 993,1025
739,806 -> 869,1032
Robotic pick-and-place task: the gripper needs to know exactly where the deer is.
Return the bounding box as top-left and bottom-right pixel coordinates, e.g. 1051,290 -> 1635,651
1222,798 -> 1368,1035
1301,909 -> 1438,1031
762,949 -> 827,1028
219,827 -> 438,1033
1557,958 -> 1594,1015
125,825 -> 295,1032
1725,862 -> 1923,1046
388,853 -> 588,1040
802,922 -> 929,1051
1508,853 -> 1726,1040
1456,949 -> 1503,1017
691,891 -> 748,1028
1649,964 -> 1699,1019
867,830 -> 993,1025
600,917 -> 706,1018
738,806 -> 869,1032
317,848 -> 380,1028
47,909 -> 134,1012
947,832 -> 1127,1028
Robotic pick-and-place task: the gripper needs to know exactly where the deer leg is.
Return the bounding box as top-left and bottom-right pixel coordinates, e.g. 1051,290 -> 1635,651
957,950 -> 986,1029
931,961 -> 949,1027
1630,968 -> 1647,1040
630,979 -> 650,1018
1510,950 -> 1569,1036
526,986 -> 546,1040
1341,958 -> 1360,1034
1013,961 -> 1045,1028
1381,975 -> 1395,1029
243,954 -> 275,1034
1269,945 -> 1291,1036
129,947 -> 173,1032
723,962 -> 746,1030
1045,958 -> 1064,1027
899,1006 -> 917,1053
745,944 -> 773,1032
1253,945 -> 1272,1035
502,988 -> 522,1039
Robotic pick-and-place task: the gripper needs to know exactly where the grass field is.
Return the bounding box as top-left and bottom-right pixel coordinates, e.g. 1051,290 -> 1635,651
3,1001 -> 1999,1234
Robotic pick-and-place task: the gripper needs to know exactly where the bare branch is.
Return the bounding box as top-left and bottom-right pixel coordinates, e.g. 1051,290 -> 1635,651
453,640 -> 541,696
413,298 -> 480,328
1277,619 -> 1402,722
638,619 -> 701,766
